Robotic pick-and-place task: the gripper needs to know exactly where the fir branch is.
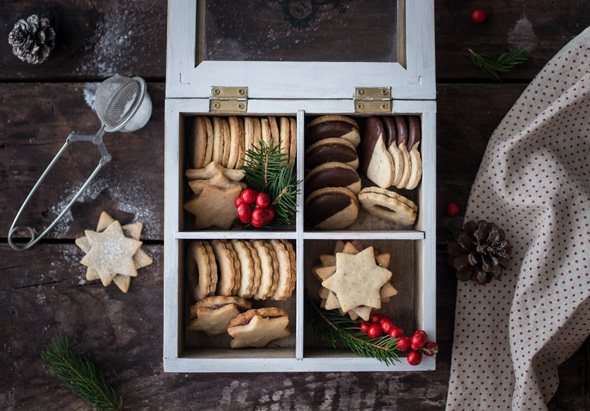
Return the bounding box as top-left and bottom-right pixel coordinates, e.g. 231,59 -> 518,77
41,336 -> 123,411
306,296 -> 400,366
241,138 -> 301,224
469,47 -> 529,82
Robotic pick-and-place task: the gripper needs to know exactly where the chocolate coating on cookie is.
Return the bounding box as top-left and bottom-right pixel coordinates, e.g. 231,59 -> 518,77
395,116 -> 408,146
359,116 -> 385,174
305,138 -> 358,169
382,116 -> 397,148
407,116 -> 421,150
305,189 -> 355,227
306,121 -> 358,145
305,164 -> 361,196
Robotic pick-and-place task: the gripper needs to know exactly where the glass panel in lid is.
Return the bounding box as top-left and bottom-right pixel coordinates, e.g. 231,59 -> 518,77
200,0 -> 399,63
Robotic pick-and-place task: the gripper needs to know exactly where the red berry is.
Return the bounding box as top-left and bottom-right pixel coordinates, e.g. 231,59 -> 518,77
251,208 -> 266,227
241,189 -> 258,204
471,9 -> 487,23
422,341 -> 439,357
237,203 -> 251,218
256,192 -> 271,208
407,351 -> 422,366
360,322 -> 371,334
378,316 -> 391,325
411,343 -> 422,351
396,336 -> 411,351
411,331 -> 427,348
381,320 -> 395,334
235,197 -> 244,208
263,206 -> 276,222
389,327 -> 404,339
367,324 -> 383,339
446,202 -> 460,217
370,313 -> 381,323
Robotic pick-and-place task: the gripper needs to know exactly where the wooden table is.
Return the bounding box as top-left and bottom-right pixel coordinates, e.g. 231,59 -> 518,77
1,1 -> 589,409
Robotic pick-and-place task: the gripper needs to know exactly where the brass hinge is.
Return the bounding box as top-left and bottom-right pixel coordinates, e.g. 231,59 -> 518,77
354,87 -> 392,113
210,86 -> 248,112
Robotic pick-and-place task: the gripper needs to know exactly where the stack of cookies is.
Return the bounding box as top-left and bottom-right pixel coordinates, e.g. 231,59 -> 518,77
186,239 -> 296,302
356,116 -> 420,226
313,240 -> 397,321
304,115 -> 362,229
189,116 -> 296,169
187,297 -> 291,349
186,239 -> 295,348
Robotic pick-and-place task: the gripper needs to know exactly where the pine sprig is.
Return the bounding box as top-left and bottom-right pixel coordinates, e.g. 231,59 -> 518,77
41,336 -> 123,411
306,296 -> 400,366
469,47 -> 529,82
241,138 -> 301,224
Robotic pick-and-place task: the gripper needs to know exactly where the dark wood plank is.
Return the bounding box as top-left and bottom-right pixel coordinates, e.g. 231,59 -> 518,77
0,0 -> 167,81
1,243 -> 587,410
435,0 -> 590,81
0,83 -> 164,241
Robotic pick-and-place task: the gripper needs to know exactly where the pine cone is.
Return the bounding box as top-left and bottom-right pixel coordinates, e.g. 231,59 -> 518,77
8,15 -> 56,64
447,220 -> 512,285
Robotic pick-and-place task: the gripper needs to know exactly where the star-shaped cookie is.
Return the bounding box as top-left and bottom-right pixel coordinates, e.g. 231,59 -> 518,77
184,184 -> 243,230
322,246 -> 392,313
76,212 -> 152,292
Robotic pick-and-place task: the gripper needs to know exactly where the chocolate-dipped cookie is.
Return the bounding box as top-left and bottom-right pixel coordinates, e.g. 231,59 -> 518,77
305,162 -> 361,196
306,115 -> 361,147
305,137 -> 359,170
394,116 -> 411,189
383,116 -> 404,186
305,187 -> 359,229
405,116 -> 422,190
359,117 -> 395,188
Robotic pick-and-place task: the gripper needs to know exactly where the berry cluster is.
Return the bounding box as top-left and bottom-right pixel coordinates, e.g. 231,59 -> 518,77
235,189 -> 276,227
358,313 -> 438,366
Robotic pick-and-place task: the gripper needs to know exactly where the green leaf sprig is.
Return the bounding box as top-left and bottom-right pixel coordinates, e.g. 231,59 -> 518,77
41,336 -> 123,411
306,296 -> 400,366
469,47 -> 529,82
240,138 -> 301,224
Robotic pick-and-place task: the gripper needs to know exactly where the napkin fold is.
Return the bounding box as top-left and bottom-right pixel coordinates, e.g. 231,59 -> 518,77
446,27 -> 590,410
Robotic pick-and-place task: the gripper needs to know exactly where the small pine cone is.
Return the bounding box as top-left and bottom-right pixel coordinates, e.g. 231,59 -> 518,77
8,15 -> 56,64
447,220 -> 512,285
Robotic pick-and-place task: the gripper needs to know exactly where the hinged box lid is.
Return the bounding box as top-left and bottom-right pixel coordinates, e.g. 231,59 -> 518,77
166,0 -> 435,101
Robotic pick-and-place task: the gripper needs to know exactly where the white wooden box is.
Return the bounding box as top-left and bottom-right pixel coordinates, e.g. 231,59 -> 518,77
164,0 -> 436,372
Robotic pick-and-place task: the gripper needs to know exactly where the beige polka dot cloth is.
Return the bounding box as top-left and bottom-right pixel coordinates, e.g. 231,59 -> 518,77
447,27 -> 590,410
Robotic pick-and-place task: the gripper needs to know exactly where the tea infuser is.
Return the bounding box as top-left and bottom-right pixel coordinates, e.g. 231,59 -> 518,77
8,75 -> 152,251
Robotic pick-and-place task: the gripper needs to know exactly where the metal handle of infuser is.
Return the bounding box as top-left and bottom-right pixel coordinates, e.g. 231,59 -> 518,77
8,128 -> 112,251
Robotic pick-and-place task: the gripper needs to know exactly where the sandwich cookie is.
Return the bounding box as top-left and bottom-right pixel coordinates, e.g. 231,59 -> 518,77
227,116 -> 245,169
188,116 -> 213,169
221,118 -> 231,167
211,240 -> 241,296
405,116 -> 422,190
186,240 -> 218,301
261,117 -> 280,148
279,117 -> 297,166
305,187 -> 359,229
305,137 -> 359,170
231,239 -> 259,298
305,115 -> 360,147
358,186 -> 417,226
228,307 -> 291,348
252,240 -> 279,300
304,162 -> 361,196
359,116 -> 395,188
269,239 -> 296,300
187,295 -> 252,336
211,117 -> 225,165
